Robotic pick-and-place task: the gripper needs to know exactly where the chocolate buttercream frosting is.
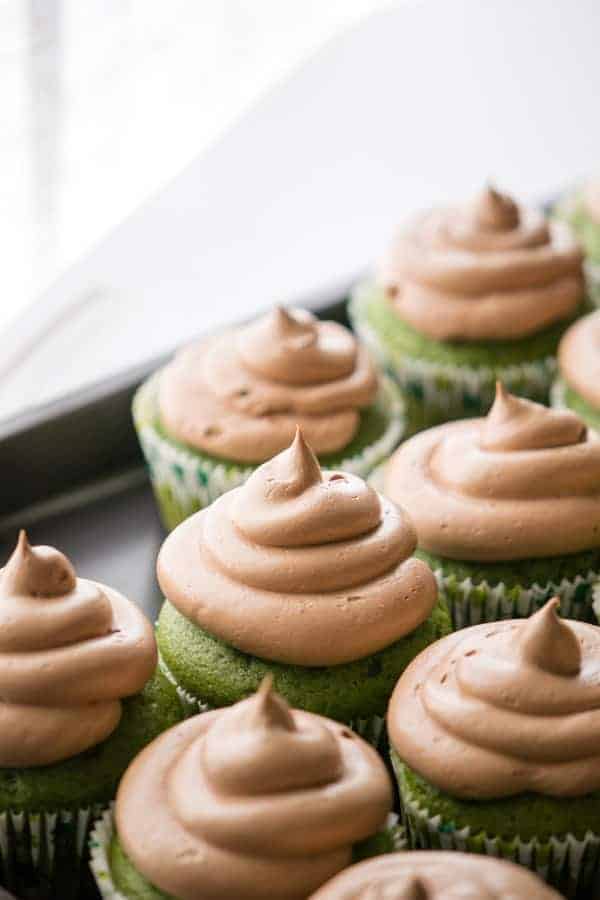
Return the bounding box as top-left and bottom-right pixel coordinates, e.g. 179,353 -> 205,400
379,186 -> 583,342
309,851 -> 562,899
559,309 -> 600,411
0,532 -> 156,766
116,678 -> 392,900
158,429 -> 437,666
158,306 -> 379,462
384,383 -> 600,561
389,599 -> 600,798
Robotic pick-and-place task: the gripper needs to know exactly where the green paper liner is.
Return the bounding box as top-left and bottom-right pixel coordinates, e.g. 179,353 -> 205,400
89,809 -> 406,900
133,371 -> 406,531
348,287 -> 558,430
394,763 -> 600,899
158,657 -> 387,751
434,566 -> 599,630
0,804 -> 105,900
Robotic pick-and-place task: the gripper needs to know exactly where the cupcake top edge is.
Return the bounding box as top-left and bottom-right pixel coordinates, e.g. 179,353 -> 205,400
558,308 -> 600,410
378,184 -> 583,342
388,599 -> 600,800
157,305 -> 379,463
157,428 -> 438,666
384,383 -> 600,561
0,531 -> 157,767
308,850 -> 563,899
116,677 -> 392,900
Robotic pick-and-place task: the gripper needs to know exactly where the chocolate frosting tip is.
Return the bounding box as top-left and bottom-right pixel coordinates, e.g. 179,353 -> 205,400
519,598 -> 582,677
250,674 -> 296,732
263,426 -> 323,498
481,382 -> 585,451
270,305 -> 316,344
472,184 -> 520,232
1,530 -> 77,598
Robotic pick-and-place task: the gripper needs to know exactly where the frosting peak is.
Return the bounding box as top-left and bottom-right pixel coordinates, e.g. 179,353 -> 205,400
309,853 -> 562,900
158,307 -> 379,462
471,185 -> 520,232
0,535 -> 156,766
379,188 -> 583,342
116,687 -> 392,900
519,598 -> 581,677
158,434 -> 437,666
481,382 -> 585,451
389,601 -> 600,799
1,530 -> 76,598
385,388 -> 600,561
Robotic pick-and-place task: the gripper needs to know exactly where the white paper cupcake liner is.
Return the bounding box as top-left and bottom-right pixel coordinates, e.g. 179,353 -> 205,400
90,809 -> 406,900
134,371 -> 405,530
349,288 -> 557,427
0,803 -> 105,898
398,780 -> 600,899
435,566 -> 600,629
593,581 -> 600,625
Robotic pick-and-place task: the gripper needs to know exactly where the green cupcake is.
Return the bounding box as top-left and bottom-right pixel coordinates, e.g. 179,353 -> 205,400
349,186 -> 586,432
383,383 -> 600,627
387,600 -> 600,898
552,309 -> 600,435
133,306 -> 405,531
554,179 -> 600,307
90,679 -> 402,900
0,533 -> 182,900
155,429 -> 450,742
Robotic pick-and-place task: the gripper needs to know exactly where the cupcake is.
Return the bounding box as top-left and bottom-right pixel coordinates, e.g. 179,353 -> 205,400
555,177 -> 600,305
133,306 -> 404,530
553,309 -> 600,434
0,532 -> 182,900
384,383 -> 600,627
388,600 -> 600,897
90,678 -> 398,900
155,428 -> 449,743
349,185 -> 585,432
309,851 -> 562,899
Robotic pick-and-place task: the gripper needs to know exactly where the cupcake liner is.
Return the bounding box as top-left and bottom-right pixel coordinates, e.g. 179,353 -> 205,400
90,809 -> 406,900
158,656 -> 211,717
134,371 -> 406,531
349,291 -> 556,429
593,581 -> 600,625
0,803 -> 105,899
159,657 -> 387,750
396,774 -> 600,899
434,566 -> 599,630
89,810 -> 123,900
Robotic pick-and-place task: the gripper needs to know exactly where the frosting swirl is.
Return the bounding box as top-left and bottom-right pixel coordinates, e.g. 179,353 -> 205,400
158,307 -> 378,463
558,309 -> 600,411
384,383 -> 600,560
116,678 -> 392,900
309,852 -> 562,899
0,531 -> 157,766
379,186 -> 583,341
389,599 -> 600,798
158,429 -> 437,666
